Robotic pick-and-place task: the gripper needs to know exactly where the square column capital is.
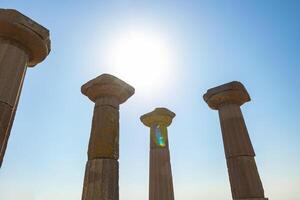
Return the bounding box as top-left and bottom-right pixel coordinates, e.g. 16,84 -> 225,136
0,9 -> 51,66
81,74 -> 135,104
203,81 -> 250,110
140,107 -> 175,127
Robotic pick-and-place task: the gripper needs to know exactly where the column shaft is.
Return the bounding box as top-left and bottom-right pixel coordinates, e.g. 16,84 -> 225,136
82,159 -> 119,200
88,98 -> 119,160
149,147 -> 174,200
0,9 -> 51,167
81,73 -> 134,200
0,39 -> 28,165
141,108 -> 176,200
218,104 -> 266,199
82,97 -> 120,200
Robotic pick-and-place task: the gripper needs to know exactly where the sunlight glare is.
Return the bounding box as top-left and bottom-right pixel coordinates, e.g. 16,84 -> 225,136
106,30 -> 172,92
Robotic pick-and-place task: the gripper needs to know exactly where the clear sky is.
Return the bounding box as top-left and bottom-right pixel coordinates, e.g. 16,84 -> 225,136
0,1 -> 299,200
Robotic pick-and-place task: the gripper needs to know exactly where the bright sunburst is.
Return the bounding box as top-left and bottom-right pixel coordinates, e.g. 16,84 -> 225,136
106,30 -> 172,91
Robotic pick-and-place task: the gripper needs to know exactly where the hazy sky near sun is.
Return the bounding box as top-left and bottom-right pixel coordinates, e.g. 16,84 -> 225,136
0,1 -> 299,200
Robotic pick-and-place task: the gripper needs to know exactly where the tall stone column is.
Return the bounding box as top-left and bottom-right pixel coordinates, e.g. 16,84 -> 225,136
81,74 -> 134,200
140,108 -> 175,200
0,9 -> 51,167
203,81 -> 268,200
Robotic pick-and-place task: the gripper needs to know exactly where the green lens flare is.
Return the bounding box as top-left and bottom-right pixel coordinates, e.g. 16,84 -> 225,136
154,125 -> 166,147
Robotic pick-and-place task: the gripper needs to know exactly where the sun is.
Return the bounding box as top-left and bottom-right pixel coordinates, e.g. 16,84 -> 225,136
106,30 -> 172,92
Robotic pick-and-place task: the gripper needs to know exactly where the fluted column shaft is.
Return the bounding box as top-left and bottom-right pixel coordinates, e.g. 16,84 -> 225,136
141,108 -> 175,200
149,131 -> 174,200
0,40 -> 28,165
82,97 -> 120,200
81,74 -> 134,200
0,9 -> 51,167
203,81 -> 268,200
218,104 -> 265,199
82,159 -> 119,200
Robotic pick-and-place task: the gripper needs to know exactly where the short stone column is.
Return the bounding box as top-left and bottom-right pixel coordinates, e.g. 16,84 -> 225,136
140,108 -> 176,200
203,81 -> 268,200
0,9 -> 51,167
81,74 -> 134,200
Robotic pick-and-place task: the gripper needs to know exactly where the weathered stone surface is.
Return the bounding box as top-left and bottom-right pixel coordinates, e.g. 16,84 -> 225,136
0,108 -> 16,166
81,74 -> 134,200
0,9 -> 51,167
0,40 -> 27,106
227,156 -> 265,199
88,101 -> 119,160
140,107 -> 175,127
219,104 -> 255,158
141,107 -> 175,200
203,81 -> 250,110
0,37 -> 27,168
82,74 -> 134,160
0,102 -> 13,158
81,74 -> 135,104
0,9 -> 51,66
0,102 -> 13,130
82,159 -> 119,200
149,148 -> 174,200
204,81 -> 267,200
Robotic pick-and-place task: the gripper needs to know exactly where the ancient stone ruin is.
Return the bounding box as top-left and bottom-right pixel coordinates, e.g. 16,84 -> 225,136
0,8 -> 268,200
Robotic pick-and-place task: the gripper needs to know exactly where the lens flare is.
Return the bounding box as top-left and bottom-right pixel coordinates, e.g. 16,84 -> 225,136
154,125 -> 166,147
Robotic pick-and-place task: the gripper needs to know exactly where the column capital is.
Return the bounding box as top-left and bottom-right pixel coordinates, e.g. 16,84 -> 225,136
0,9 -> 51,67
81,73 -> 135,105
203,81 -> 250,110
140,107 -> 175,127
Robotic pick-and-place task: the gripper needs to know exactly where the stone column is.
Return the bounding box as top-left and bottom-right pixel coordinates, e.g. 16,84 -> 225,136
203,81 -> 268,200
140,108 -> 176,200
0,9 -> 51,167
81,74 -> 134,200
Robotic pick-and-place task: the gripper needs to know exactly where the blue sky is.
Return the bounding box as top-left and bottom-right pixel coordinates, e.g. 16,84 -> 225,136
0,1 -> 299,200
